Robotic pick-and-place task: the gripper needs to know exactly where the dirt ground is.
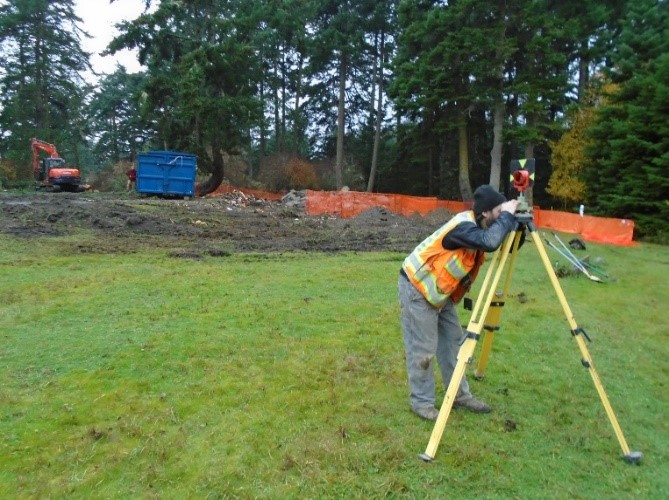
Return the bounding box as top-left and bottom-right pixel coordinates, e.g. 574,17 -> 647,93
0,190 -> 454,256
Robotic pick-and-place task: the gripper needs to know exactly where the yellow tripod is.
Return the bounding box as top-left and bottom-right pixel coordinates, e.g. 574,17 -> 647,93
418,214 -> 642,464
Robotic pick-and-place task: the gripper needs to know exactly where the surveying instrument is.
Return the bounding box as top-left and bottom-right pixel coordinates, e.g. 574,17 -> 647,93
418,159 -> 642,464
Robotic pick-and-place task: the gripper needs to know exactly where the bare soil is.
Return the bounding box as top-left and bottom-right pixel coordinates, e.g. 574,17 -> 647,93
0,191 -> 453,256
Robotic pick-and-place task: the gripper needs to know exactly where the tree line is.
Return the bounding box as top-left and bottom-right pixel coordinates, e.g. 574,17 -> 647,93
0,0 -> 666,240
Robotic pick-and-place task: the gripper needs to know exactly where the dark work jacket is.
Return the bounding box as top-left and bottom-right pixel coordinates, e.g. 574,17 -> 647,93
442,211 -> 518,252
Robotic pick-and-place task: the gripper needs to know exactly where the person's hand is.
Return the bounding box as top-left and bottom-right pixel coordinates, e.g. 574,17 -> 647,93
501,199 -> 519,214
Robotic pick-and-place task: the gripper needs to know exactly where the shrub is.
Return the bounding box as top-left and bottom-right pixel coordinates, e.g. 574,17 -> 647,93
257,153 -> 319,191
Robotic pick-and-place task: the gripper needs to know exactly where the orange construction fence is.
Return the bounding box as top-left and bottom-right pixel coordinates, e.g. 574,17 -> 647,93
533,208 -> 636,247
305,190 -> 635,246
205,186 -> 634,246
302,191 -> 470,218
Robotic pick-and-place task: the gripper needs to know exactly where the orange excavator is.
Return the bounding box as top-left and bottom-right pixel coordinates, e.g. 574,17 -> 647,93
31,138 -> 82,191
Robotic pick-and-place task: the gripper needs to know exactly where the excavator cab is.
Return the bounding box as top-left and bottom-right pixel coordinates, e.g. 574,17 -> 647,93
36,157 -> 66,182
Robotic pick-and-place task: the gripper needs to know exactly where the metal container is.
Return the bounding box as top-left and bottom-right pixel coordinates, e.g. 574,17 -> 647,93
136,151 -> 197,197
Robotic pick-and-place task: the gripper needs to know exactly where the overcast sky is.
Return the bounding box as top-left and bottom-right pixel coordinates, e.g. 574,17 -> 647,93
75,0 -> 147,80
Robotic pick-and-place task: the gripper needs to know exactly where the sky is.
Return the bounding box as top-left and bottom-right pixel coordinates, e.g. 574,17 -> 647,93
75,0 -> 148,81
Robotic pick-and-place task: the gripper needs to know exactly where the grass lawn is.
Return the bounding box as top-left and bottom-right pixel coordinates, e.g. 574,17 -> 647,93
0,233 -> 667,498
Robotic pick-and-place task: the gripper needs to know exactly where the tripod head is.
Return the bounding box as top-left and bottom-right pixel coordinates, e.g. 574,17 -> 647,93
509,158 -> 535,223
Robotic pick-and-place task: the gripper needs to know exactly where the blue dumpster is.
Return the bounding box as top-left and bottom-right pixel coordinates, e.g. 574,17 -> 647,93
136,151 -> 197,197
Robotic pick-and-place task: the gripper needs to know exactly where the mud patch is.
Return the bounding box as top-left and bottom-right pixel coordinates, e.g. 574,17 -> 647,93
0,191 -> 449,255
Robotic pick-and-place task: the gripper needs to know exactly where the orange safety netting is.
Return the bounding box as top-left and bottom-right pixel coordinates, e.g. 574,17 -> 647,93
306,190 -> 635,246
534,207 -> 636,246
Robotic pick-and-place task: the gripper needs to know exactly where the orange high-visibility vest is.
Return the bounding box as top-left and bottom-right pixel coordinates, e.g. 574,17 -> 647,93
402,211 -> 485,308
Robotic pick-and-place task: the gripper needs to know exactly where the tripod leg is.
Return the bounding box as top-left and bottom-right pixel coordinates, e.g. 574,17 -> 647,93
419,331 -> 478,462
475,230 -> 523,379
420,232 -> 515,462
528,224 -> 642,464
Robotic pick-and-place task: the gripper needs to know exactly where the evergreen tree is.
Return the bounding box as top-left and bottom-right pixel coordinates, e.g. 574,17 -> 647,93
0,0 -> 91,177
254,0 -> 315,159
86,67 -> 153,164
109,0 -> 264,195
390,0 -> 518,198
547,0 -> 626,100
365,0 -> 397,192
389,0 -> 476,198
305,0 -> 378,188
584,0 -> 669,240
390,0 -> 605,203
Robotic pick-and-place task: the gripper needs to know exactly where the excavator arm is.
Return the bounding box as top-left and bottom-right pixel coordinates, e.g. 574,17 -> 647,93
31,138 -> 60,174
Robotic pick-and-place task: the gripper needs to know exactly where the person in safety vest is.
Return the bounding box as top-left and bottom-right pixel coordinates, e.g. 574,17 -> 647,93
399,185 -> 519,421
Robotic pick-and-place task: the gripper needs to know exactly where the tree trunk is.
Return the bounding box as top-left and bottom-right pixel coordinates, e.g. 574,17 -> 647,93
112,110 -> 119,163
335,55 -> 347,190
458,117 -> 473,202
367,35 -> 384,193
274,48 -> 282,153
196,143 -> 225,196
490,101 -> 504,190
293,53 -> 303,155
33,34 -> 47,132
259,79 -> 266,158
490,6 -> 506,190
428,142 -> 435,197
281,43 -> 287,152
578,38 -> 590,102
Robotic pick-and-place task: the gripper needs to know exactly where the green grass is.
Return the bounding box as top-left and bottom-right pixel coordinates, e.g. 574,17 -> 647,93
0,234 -> 667,498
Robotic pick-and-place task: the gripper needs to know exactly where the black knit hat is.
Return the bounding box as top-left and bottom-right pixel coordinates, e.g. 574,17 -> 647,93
473,185 -> 507,214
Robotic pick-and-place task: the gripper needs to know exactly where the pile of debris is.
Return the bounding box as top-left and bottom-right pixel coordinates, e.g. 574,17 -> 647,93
218,189 -> 273,208
281,189 -> 307,210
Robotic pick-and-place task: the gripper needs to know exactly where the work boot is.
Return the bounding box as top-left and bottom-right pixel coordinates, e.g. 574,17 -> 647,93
453,395 -> 492,414
411,406 -> 439,421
